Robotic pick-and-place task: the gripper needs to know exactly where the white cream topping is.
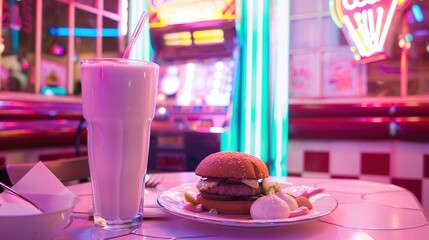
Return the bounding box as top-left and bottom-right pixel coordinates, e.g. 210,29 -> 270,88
276,189 -> 298,211
250,193 -> 291,220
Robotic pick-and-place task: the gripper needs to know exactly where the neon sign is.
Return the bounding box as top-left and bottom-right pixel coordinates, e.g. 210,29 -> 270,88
148,0 -> 236,28
330,0 -> 411,63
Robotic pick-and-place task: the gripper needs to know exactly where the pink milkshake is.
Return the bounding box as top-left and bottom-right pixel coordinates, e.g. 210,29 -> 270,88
81,58 -> 158,229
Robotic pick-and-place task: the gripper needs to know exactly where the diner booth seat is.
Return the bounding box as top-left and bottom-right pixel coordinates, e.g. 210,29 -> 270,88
288,101 -> 429,214
1,156 -> 90,186
0,95 -> 87,186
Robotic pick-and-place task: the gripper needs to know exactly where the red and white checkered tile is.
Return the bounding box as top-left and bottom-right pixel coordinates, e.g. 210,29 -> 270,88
287,140 -> 429,214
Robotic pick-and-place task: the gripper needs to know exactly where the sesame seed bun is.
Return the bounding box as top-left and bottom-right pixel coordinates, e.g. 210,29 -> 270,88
195,151 -> 269,179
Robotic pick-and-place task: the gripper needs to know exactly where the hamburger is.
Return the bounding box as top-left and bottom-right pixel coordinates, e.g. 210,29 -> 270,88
194,151 -> 269,215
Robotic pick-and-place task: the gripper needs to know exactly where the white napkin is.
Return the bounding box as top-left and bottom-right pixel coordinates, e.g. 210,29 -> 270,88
0,161 -> 78,215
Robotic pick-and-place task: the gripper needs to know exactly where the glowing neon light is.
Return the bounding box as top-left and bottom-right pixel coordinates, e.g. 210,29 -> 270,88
272,0 -> 289,176
344,15 -> 368,56
148,0 -> 236,28
342,0 -> 382,11
158,107 -> 167,114
49,27 -> 118,37
255,0 -> 263,158
244,0 -> 253,153
330,0 -> 411,63
121,0 -> 128,36
377,0 -> 397,52
129,0 -> 151,61
412,4 -> 423,22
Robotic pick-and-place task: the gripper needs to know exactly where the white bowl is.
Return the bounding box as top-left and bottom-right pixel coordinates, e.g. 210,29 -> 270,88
0,198 -> 79,240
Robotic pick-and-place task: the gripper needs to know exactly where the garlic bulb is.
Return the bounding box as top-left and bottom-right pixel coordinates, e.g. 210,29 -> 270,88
250,192 -> 290,220
276,189 -> 298,211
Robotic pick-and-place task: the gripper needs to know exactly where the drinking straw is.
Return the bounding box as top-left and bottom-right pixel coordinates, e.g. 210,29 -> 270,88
122,11 -> 149,59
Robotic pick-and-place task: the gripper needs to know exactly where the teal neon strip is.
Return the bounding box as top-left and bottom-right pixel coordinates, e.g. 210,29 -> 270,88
244,0 -> 254,154
221,1 -> 242,152
255,0 -> 263,157
232,0 -> 270,162
270,0 -> 289,176
260,0 -> 270,164
129,0 -> 152,60
49,27 -> 119,37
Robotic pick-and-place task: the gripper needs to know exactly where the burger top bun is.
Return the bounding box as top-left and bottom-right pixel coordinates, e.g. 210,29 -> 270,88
195,151 -> 269,179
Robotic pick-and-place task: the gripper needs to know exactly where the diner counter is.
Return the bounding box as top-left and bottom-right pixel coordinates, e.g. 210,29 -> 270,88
58,172 -> 428,240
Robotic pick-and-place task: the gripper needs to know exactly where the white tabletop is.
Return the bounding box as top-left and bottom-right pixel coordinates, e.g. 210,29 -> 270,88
57,172 -> 429,240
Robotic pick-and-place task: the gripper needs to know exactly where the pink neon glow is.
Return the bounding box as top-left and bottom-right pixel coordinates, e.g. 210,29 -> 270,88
50,43 -> 64,56
330,0 -> 411,63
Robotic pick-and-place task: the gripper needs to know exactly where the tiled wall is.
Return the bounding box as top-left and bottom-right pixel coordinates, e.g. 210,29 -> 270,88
287,140 -> 429,214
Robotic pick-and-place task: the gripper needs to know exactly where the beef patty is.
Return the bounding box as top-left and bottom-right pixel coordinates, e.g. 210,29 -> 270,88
196,178 -> 262,200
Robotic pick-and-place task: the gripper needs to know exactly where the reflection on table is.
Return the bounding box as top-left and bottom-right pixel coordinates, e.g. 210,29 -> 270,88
59,172 -> 429,240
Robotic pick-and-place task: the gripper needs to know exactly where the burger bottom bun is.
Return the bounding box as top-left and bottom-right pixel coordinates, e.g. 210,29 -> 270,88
201,198 -> 254,215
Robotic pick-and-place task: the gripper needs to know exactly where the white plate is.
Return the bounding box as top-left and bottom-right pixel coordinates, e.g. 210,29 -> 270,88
157,183 -> 338,227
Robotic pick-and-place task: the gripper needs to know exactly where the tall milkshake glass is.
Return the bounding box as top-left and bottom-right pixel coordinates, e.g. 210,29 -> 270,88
81,58 -> 159,229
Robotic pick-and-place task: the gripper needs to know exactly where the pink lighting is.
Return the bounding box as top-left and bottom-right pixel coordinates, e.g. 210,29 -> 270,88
330,0 -> 412,63
50,43 -> 65,56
